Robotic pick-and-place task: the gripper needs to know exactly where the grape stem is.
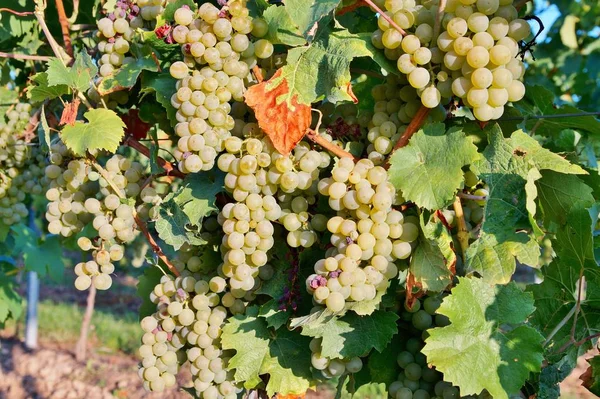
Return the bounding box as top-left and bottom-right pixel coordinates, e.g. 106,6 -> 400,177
362,0 -> 407,36
452,196 -> 469,260
0,52 -> 51,61
90,158 -> 181,277
134,215 -> 181,277
432,0 -> 447,45
392,105 -> 431,151
55,0 -> 73,59
251,65 -> 264,83
305,128 -> 359,162
124,136 -> 186,179
336,0 -> 367,16
0,7 -> 34,16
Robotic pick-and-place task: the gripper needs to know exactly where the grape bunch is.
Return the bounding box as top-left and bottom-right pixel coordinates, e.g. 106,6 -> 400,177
44,150 -> 163,290
0,103 -> 47,226
168,1 -> 274,173
306,158 -> 419,313
388,295 -> 459,399
139,271 -> 243,397
96,0 -> 140,78
372,0 -> 530,120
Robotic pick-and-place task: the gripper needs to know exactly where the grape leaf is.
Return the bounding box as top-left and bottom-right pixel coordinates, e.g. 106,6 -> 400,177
362,333 -> 403,386
583,356 -> 600,396
262,5 -> 307,46
46,51 -> 97,93
258,300 -> 290,330
534,362 -> 573,399
527,187 -> 600,367
515,85 -> 600,136
248,0 -> 270,18
137,265 -> 163,319
388,123 -> 480,210
60,108 -> 125,156
154,195 -> 206,251
299,310 -> 398,359
222,311 -> 313,396
141,73 -> 178,127
422,277 -> 544,399
27,72 -> 69,103
172,170 -> 225,226
410,236 -> 453,293
98,46 -> 159,95
0,271 -> 22,328
10,225 -> 64,281
466,126 -> 586,283
246,25 -> 386,154
283,0 -> 341,37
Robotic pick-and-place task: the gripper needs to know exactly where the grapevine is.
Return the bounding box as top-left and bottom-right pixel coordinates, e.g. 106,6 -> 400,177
1,0 -> 600,399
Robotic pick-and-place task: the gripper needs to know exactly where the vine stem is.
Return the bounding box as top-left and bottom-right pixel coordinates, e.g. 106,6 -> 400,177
251,65 -> 264,83
362,0 -> 407,36
134,215 -> 181,277
90,159 -> 181,277
393,105 -> 430,151
544,304 -> 577,347
55,0 -> 73,58
34,7 -> 66,64
0,8 -> 34,16
0,52 -> 51,61
305,129 -> 359,162
432,0 -> 447,45
124,136 -> 186,179
336,0 -> 367,16
453,196 -> 469,260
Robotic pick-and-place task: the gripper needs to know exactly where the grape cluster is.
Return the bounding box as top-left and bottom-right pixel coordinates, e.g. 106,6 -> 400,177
373,0 -> 530,120
139,271 -> 243,398
306,158 -> 419,312
388,295 -> 458,399
44,150 -> 162,290
309,338 -> 364,379
0,103 -> 47,225
96,0 -> 139,78
168,1 -> 274,173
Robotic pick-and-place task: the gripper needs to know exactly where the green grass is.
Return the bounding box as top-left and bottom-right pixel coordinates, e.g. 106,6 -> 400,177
13,299 -> 140,355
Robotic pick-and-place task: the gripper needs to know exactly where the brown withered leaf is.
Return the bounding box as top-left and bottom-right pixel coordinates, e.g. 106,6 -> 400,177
244,69 -> 311,155
275,394 -> 306,399
59,98 -> 80,126
405,272 -> 425,310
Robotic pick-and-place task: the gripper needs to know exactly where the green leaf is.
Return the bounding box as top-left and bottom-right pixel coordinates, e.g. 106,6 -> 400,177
466,126 -> 585,283
267,26 -> 383,104
46,51 -> 97,92
363,333 -> 402,386
515,86 -> 600,136
423,277 -> 544,399
258,300 -> 290,330
172,170 -> 225,225
154,195 -> 206,251
137,265 -> 163,319
560,15 -> 579,49
60,108 -> 126,156
535,171 -> 595,226
410,235 -> 453,293
283,0 -> 341,37
585,356 -> 600,396
27,72 -> 70,102
10,225 -> 64,281
141,73 -> 178,127
0,273 -> 22,327
299,310 -> 398,359
262,4 -> 307,46
97,48 -> 159,95
39,105 -> 51,154
222,312 -> 313,396
388,123 -> 480,210
0,86 -> 17,116
248,0 -> 270,18
535,363 -> 572,399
